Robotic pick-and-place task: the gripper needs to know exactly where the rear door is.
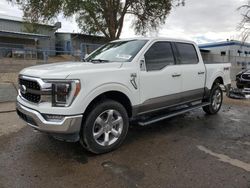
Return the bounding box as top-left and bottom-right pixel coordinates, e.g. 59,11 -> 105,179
174,42 -> 206,102
138,41 -> 182,114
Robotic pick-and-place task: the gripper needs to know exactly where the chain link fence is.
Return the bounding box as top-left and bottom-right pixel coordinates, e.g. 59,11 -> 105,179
0,42 -> 102,73
0,48 -> 80,73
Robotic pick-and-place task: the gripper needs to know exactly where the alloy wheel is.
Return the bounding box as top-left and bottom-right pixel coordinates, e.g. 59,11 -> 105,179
92,109 -> 123,146
212,89 -> 222,111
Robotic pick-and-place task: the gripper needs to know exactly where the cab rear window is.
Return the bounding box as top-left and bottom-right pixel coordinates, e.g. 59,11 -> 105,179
175,43 -> 199,64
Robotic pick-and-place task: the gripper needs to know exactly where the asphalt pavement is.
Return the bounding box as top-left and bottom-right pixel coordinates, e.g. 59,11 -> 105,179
0,98 -> 250,188
0,83 -> 17,103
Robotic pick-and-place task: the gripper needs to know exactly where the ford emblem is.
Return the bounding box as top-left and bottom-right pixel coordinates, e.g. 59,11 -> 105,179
20,85 -> 27,94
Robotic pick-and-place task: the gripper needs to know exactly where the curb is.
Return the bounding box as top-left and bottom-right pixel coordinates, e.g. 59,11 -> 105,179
0,109 -> 16,113
0,101 -> 16,113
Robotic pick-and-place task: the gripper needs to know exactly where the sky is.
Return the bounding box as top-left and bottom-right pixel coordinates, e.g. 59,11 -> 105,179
0,0 -> 247,44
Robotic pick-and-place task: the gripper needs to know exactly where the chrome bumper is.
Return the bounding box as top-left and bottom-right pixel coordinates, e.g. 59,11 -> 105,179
16,102 -> 83,134
242,88 -> 250,94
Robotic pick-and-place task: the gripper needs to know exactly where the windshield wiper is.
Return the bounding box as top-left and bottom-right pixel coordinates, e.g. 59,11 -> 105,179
90,59 -> 110,63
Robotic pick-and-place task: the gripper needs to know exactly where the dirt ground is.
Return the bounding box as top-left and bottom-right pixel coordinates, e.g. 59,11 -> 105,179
224,95 -> 250,107
0,98 -> 250,188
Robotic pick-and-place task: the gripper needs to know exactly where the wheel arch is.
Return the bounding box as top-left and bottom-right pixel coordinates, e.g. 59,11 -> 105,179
207,72 -> 225,90
80,83 -> 135,119
204,76 -> 224,100
83,90 -> 133,118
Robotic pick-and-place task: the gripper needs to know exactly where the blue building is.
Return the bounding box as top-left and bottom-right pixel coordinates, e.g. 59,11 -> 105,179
199,40 -> 250,70
199,40 -> 250,57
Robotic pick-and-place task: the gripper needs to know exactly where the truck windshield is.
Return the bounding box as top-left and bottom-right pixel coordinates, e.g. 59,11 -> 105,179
85,40 -> 148,63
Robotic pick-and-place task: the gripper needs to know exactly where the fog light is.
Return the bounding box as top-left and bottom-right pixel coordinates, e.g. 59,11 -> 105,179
43,114 -> 64,122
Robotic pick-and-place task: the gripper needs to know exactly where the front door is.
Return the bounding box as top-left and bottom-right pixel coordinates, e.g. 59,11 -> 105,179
138,41 -> 182,114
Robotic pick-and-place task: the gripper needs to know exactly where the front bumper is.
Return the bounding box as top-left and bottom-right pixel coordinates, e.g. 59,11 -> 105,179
236,79 -> 250,88
243,88 -> 250,94
16,102 -> 83,134
236,80 -> 250,94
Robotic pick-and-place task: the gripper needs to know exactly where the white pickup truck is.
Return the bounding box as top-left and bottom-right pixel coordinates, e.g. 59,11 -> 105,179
16,38 -> 231,154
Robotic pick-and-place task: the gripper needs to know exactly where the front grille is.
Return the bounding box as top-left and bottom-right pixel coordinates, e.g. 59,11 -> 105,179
21,93 -> 41,103
19,78 -> 40,90
19,78 -> 41,103
242,74 -> 250,80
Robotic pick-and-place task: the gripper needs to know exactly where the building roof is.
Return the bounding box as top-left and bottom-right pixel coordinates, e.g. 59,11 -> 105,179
0,30 -> 50,39
199,40 -> 250,48
55,32 -> 106,38
0,14 -> 55,28
0,14 -> 23,22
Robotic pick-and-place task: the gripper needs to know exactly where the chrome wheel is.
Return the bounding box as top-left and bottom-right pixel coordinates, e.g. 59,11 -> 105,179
212,89 -> 222,111
93,109 -> 123,146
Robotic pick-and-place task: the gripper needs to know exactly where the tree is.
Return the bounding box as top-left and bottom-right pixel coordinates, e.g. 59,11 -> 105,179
22,19 -> 40,33
8,0 -> 184,40
238,1 -> 250,42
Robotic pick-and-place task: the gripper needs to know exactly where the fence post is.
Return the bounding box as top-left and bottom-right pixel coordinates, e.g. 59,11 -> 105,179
43,51 -> 48,64
80,43 -> 85,61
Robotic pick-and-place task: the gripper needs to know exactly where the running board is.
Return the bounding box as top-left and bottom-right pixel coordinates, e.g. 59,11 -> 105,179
137,102 -> 210,126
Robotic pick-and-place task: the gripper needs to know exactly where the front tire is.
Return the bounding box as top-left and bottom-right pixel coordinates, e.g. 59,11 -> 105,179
80,100 -> 129,154
203,84 -> 223,115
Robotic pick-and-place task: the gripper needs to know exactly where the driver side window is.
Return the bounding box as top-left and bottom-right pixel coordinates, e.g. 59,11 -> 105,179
144,42 -> 175,71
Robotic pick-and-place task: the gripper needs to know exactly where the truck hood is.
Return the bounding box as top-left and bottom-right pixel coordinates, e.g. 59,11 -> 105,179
244,70 -> 250,74
20,62 -> 123,79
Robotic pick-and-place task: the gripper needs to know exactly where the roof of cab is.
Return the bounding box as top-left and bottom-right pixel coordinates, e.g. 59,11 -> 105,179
113,37 -> 196,45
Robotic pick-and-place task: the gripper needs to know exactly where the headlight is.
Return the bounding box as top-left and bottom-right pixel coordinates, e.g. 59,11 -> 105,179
45,80 -> 81,107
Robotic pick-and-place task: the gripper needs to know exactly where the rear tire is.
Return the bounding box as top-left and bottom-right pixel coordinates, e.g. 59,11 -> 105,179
80,100 -> 129,154
203,84 -> 223,115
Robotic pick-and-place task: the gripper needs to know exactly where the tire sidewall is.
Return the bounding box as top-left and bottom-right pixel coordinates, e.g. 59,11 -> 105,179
82,100 -> 129,154
208,85 -> 223,114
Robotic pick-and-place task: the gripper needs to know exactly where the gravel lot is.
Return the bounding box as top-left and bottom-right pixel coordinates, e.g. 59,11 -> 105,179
0,98 -> 249,188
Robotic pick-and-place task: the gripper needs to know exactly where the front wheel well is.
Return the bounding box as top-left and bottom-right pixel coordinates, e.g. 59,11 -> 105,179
83,91 -> 133,119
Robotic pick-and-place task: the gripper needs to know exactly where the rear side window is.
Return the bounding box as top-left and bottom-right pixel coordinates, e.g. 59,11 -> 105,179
176,43 -> 199,64
145,42 -> 175,71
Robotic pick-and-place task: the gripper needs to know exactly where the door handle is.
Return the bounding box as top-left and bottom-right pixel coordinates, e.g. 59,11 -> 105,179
198,71 -> 205,75
172,73 -> 181,77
